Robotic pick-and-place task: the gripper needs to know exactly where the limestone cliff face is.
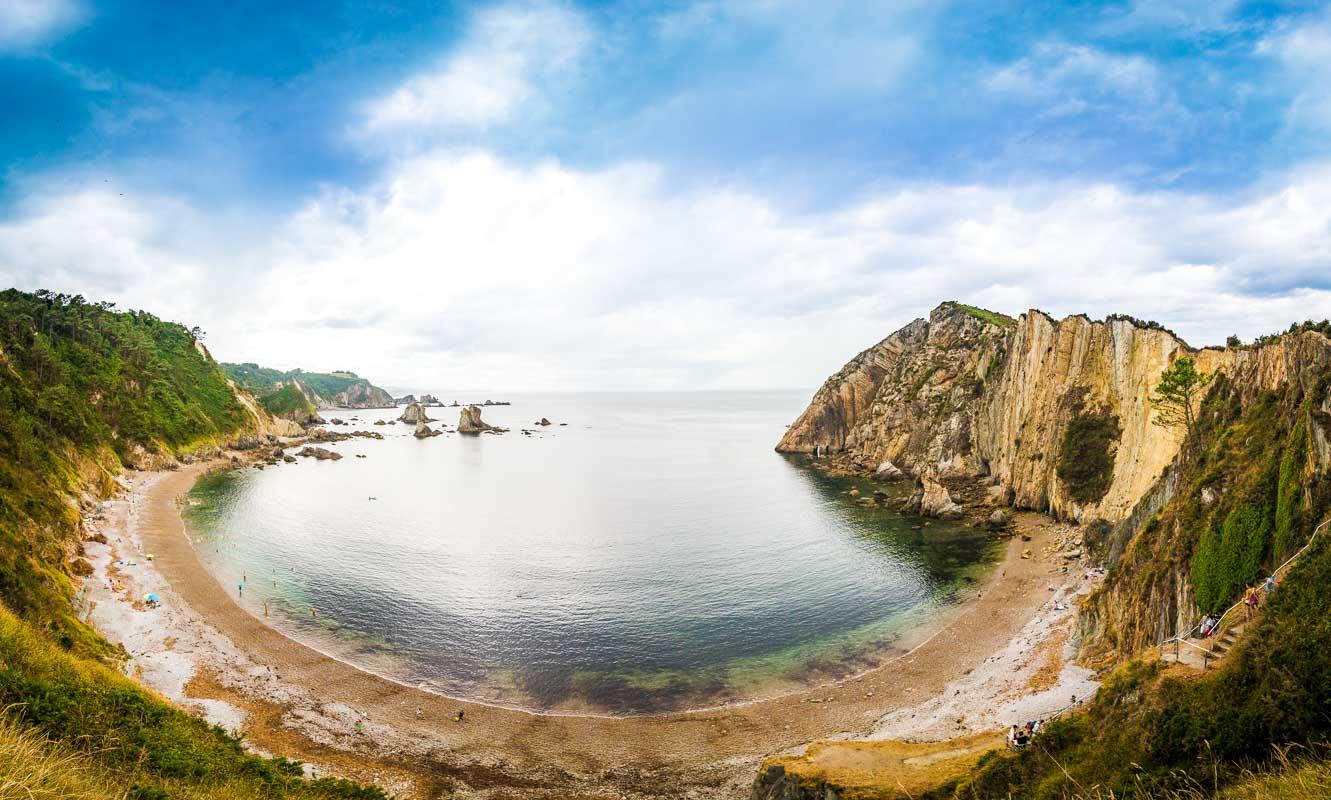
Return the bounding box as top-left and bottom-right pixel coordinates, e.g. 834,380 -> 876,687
780,304 -> 1198,525
974,313 -> 1188,524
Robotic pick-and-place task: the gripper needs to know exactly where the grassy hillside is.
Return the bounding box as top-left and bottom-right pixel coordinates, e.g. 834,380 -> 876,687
932,356 -> 1331,799
0,289 -> 252,651
221,363 -> 392,412
0,289 -> 383,800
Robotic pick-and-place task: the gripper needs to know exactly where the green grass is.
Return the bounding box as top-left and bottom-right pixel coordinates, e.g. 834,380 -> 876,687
945,301 -> 1016,329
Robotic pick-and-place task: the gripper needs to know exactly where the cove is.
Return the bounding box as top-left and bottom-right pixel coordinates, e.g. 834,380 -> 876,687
183,391 -> 1000,715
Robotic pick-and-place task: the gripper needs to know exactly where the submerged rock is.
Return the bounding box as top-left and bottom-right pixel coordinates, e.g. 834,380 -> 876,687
296,446 -> 342,461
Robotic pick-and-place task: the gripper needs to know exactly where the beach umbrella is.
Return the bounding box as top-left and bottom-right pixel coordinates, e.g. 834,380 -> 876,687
145,593 -> 159,603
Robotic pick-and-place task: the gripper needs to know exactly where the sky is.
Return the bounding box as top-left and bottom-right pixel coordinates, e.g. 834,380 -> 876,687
3,0 -> 1331,392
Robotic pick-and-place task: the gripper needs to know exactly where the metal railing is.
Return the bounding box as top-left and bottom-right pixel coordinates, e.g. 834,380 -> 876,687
1158,517 -> 1329,666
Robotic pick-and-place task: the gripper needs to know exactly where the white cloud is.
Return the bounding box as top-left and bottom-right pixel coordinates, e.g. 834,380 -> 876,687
360,0 -> 590,140
1261,11 -> 1331,131
987,42 -> 1166,117
0,0 -> 83,50
1102,0 -> 1242,35
4,152 -> 1331,391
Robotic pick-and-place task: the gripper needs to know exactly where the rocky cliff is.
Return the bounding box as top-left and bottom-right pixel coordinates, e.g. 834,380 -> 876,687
782,302 -> 1331,657
222,363 -> 394,411
779,302 -> 1196,525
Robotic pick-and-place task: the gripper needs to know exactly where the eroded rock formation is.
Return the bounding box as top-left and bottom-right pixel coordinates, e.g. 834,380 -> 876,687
458,405 -> 507,434
398,402 -> 433,424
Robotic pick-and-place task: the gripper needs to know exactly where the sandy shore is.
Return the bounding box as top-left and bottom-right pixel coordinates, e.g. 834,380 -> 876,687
83,462 -> 1099,798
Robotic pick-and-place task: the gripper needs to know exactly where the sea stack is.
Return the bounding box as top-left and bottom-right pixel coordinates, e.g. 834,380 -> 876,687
458,404 -> 506,434
398,402 -> 433,424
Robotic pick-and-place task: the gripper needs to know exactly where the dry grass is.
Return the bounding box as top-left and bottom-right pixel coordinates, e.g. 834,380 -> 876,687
0,713 -> 120,800
764,732 -> 1005,799
1060,746 -> 1331,800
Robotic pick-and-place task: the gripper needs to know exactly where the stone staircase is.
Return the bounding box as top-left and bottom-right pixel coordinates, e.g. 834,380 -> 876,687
1161,618 -> 1251,669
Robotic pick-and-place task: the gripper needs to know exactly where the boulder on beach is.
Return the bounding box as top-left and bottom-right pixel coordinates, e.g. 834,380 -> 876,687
916,474 -> 965,520
982,509 -> 1013,531
397,402 -> 433,424
458,405 -> 508,434
537,417 -> 552,426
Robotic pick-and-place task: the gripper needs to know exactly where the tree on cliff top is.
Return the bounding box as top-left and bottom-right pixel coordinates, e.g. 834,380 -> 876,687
1150,356 -> 1213,440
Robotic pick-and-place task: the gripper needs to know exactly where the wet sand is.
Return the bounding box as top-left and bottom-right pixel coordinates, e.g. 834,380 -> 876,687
108,463 -> 1073,797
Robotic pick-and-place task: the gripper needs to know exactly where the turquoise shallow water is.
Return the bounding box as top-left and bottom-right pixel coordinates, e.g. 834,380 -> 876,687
184,391 -> 1000,714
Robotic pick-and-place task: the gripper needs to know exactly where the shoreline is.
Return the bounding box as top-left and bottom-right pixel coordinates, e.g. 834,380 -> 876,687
84,461 -> 1099,797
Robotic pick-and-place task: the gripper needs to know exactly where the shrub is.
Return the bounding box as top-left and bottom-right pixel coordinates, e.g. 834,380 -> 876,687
1057,399 -> 1121,504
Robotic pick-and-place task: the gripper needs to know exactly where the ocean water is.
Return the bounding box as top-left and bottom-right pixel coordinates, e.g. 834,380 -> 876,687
184,391 -> 999,715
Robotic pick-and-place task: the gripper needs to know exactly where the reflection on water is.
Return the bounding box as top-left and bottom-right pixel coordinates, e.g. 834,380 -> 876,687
185,391 -> 999,714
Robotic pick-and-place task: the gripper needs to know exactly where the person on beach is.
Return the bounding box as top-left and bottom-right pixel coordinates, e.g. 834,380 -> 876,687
238,582 -> 244,598
454,709 -> 465,722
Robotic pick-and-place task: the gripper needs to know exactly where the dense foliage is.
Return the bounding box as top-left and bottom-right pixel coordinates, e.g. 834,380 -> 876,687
1056,393 -> 1121,504
221,362 -> 389,413
0,289 -> 384,799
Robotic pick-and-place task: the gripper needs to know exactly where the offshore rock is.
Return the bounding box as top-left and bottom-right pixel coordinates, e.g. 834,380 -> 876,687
458,405 -> 507,434
413,422 -> 442,439
397,402 -> 433,425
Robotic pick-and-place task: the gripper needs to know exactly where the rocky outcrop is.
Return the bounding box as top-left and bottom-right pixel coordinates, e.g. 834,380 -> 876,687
394,394 -> 416,405
874,460 -> 904,480
919,474 -> 964,519
398,402 -> 433,424
458,405 -> 507,434
331,381 -> 394,409
413,422 -> 442,438
780,302 -> 1192,524
296,446 -> 342,461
